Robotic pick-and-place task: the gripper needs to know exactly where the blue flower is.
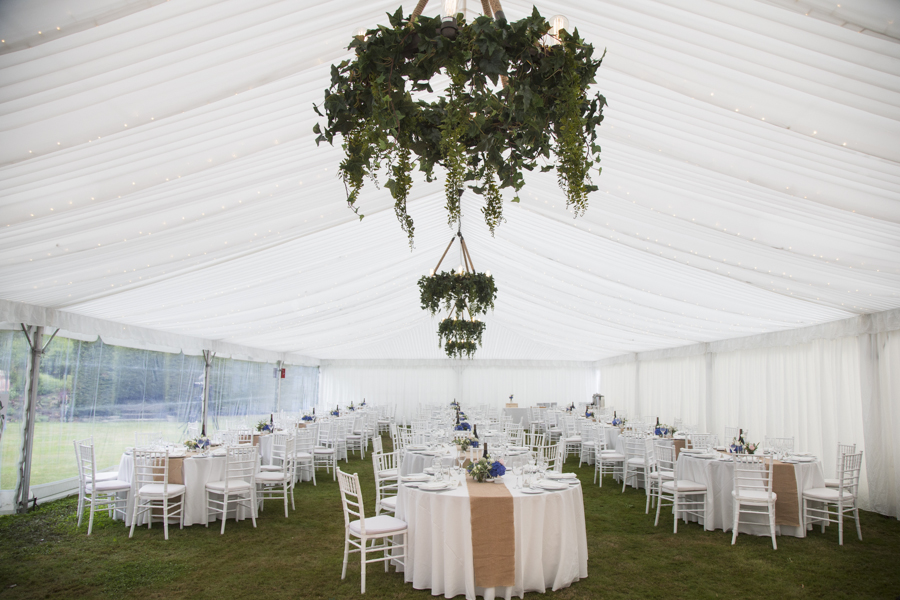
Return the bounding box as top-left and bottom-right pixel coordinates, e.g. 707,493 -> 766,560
489,461 -> 506,478
470,440 -> 479,448
302,415 -> 314,421
455,422 -> 471,431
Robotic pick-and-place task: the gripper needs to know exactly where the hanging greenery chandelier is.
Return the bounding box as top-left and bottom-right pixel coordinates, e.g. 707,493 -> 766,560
314,0 -> 607,248
418,213 -> 497,358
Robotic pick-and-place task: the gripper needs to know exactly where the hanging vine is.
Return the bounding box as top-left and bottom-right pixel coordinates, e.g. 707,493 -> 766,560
314,7 -> 607,246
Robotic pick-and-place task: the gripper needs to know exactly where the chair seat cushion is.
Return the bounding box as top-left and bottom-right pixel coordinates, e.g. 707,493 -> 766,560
662,480 -> 707,493
292,452 -> 313,460
314,447 -> 335,454
380,496 -> 398,509
565,437 -> 582,443
732,489 -> 776,502
256,471 -> 290,483
823,478 -> 840,488
85,479 -> 131,493
349,515 -> 407,536
802,487 -> 855,502
137,483 -> 186,496
600,453 -> 625,461
259,464 -> 281,472
377,469 -> 398,479
648,472 -> 675,480
206,479 -> 253,492
581,441 -> 596,446
92,472 -> 121,482
347,434 -> 362,440
627,458 -> 651,466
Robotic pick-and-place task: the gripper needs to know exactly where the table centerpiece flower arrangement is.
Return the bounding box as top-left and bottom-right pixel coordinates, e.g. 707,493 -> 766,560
654,424 -> 675,437
451,400 -> 459,408
302,414 -> 315,422
331,409 -> 340,417
612,417 -> 625,427
455,421 -> 471,431
453,437 -> 471,452
256,421 -> 274,433
509,394 -> 514,402
184,436 -> 210,451
467,457 -> 506,483
729,435 -> 758,454
585,409 -> 595,419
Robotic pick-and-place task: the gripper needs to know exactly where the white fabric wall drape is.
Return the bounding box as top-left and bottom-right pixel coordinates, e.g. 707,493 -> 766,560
600,334 -> 899,515
860,331 -> 900,518
319,362 -> 597,421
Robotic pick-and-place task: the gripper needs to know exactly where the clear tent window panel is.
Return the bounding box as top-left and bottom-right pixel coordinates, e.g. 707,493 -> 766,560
27,337 -> 204,486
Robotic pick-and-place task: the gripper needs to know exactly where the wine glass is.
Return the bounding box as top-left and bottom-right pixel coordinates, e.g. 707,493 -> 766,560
432,456 -> 443,482
513,463 -> 524,489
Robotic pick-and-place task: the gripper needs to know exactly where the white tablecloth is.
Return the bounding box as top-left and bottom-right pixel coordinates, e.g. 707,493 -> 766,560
676,454 -> 826,537
402,448 -> 532,476
396,474 -> 588,600
118,452 -> 257,527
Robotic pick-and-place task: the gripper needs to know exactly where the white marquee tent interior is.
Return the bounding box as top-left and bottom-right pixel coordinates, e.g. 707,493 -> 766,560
0,0 -> 898,517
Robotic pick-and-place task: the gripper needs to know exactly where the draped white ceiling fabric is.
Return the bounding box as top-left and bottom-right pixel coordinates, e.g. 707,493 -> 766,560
1,0 -> 899,361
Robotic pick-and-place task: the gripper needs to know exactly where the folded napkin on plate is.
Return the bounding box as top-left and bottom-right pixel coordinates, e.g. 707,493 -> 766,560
546,472 -> 577,479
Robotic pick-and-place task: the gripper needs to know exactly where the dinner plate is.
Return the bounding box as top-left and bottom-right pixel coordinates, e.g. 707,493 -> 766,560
419,481 -> 454,491
680,448 -> 704,454
406,445 -> 428,451
545,472 -> 577,480
404,482 -> 423,488
520,487 -> 544,494
793,452 -> 814,457
786,455 -> 816,462
507,446 -> 529,452
537,480 -> 568,491
691,453 -> 718,460
401,474 -> 430,482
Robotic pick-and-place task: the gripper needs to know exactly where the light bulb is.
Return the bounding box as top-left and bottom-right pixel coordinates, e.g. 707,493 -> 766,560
429,268 -> 435,276
443,0 -> 465,18
485,270 -> 491,277
546,14 -> 569,45
353,27 -> 368,40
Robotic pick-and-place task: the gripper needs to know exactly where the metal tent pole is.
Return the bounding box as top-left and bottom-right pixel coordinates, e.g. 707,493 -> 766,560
14,325 -> 55,514
201,350 -> 215,437
276,360 -> 283,413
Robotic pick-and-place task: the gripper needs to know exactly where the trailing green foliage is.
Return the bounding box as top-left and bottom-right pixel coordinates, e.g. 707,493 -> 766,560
314,7 -> 606,246
438,318 -> 486,358
418,271 -> 497,317
418,271 -> 496,358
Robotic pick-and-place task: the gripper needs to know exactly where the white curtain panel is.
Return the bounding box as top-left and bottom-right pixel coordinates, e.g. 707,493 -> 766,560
599,334 -> 900,514
319,362 -> 597,421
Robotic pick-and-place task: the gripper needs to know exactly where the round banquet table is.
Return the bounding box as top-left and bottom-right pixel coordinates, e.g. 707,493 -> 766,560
395,473 -> 588,600
675,453 -> 826,537
117,450 -> 258,527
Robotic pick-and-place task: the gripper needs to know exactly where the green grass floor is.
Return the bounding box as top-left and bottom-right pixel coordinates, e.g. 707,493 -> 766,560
1,437 -> 898,600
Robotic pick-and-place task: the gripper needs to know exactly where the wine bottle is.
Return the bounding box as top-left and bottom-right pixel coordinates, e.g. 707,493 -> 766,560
473,424 -> 479,439
483,441 -> 489,460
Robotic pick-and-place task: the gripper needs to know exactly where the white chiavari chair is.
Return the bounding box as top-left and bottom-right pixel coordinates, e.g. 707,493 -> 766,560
129,449 -> 186,540
731,454 -> 777,549
802,451 -> 863,545
337,469 -> 407,594
825,442 -> 857,488
314,421 -> 339,481
73,437 -> 120,528
256,432 -> 295,518
654,443 -> 707,533
372,450 -> 401,515
75,439 -> 131,535
292,428 -> 317,486
205,445 -> 259,535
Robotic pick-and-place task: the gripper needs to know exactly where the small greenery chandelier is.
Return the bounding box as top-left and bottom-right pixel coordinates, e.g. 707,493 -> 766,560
418,200 -> 497,358
314,0 -> 607,248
